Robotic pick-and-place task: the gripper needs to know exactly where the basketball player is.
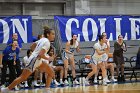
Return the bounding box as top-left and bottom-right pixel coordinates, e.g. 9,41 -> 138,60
62,34 -> 80,85
94,32 -> 116,83
1,26 -> 55,93
91,35 -> 109,86
47,47 -> 64,85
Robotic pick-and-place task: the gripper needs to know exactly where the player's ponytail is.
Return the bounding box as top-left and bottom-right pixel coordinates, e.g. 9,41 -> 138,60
43,26 -> 53,38
98,35 -> 103,41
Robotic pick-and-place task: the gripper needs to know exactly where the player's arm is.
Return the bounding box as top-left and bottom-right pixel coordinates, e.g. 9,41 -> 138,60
122,42 -> 127,52
76,42 -> 80,53
104,43 -> 109,54
39,48 -> 56,61
30,42 -> 37,51
106,41 -> 110,52
65,42 -> 73,54
96,49 -> 106,55
104,48 -> 109,54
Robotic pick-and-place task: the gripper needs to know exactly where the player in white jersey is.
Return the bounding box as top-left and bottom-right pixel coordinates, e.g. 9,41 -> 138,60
1,26 -> 55,93
47,47 -> 64,85
94,32 -> 116,84
22,49 -> 41,87
20,49 -> 33,87
91,35 -> 109,86
62,34 -> 80,85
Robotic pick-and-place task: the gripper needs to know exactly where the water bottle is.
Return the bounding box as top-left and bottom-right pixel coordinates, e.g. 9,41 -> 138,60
82,77 -> 85,86
79,77 -> 82,85
68,77 -> 72,86
98,76 -> 102,85
31,81 -> 34,89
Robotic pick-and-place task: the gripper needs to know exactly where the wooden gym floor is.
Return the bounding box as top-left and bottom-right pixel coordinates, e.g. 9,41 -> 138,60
8,82 -> 140,93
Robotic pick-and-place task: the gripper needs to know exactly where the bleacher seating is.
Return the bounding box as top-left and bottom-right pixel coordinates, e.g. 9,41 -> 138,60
60,40 -> 140,81
129,56 -> 140,81
0,40 -> 139,82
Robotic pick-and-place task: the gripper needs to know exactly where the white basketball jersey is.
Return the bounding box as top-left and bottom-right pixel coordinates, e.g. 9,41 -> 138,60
69,41 -> 79,53
32,37 -> 50,57
23,56 -> 29,66
93,42 -> 107,61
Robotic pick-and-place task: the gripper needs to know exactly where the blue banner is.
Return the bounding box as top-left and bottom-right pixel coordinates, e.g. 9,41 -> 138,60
54,15 -> 140,42
0,16 -> 32,43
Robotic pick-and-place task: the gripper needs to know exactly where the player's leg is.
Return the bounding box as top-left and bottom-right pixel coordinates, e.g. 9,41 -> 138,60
63,59 -> 69,85
69,57 -> 79,84
99,62 -> 107,85
6,69 -> 32,90
39,62 -> 54,88
85,63 -> 97,85
54,66 -> 64,84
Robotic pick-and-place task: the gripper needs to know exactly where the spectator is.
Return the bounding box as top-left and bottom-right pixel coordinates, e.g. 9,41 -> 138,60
62,34 -> 80,85
22,49 -> 32,87
7,33 -> 22,78
7,33 -> 22,49
113,35 -> 127,82
0,40 -> 20,88
48,47 -> 64,85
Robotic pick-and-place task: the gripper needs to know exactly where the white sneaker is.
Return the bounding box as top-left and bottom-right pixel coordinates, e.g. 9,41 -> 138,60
84,80 -> 90,85
73,80 -> 79,85
64,80 -> 69,85
19,84 -> 24,88
15,85 -> 19,91
60,80 -> 64,84
54,80 -> 60,86
110,78 -> 117,82
102,80 -> 107,86
1,87 -> 9,93
33,81 -> 40,87
1,85 -> 6,88
40,82 -> 45,87
94,79 -> 98,83
25,82 -> 29,87
106,78 -> 111,83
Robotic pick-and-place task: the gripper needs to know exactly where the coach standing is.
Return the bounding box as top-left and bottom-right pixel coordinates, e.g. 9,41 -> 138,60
113,35 -> 127,82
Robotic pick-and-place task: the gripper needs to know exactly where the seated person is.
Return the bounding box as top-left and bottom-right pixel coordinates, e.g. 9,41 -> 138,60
22,49 -> 40,87
47,47 -> 64,85
94,53 -> 117,83
42,47 -> 64,85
